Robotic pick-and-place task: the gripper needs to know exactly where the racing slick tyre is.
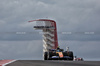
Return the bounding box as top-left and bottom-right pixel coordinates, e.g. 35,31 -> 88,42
48,52 -> 52,60
63,52 -> 68,56
63,52 -> 68,60
64,51 -> 73,60
68,51 -> 73,60
48,52 -> 58,60
44,52 -> 48,60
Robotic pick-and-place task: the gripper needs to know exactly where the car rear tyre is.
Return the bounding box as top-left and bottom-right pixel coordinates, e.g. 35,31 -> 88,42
44,52 -> 48,60
68,51 -> 73,60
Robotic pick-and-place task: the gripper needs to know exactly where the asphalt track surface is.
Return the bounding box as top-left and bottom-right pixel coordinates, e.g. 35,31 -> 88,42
6,60 -> 100,66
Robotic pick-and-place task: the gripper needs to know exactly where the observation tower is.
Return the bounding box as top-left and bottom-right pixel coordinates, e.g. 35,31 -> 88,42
29,19 -> 58,52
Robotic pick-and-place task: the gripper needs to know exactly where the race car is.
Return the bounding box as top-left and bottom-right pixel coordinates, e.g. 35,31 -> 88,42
74,58 -> 83,61
44,48 -> 73,60
74,56 -> 84,61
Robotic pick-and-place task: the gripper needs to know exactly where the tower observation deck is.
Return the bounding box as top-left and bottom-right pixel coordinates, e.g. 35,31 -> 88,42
29,19 -> 58,52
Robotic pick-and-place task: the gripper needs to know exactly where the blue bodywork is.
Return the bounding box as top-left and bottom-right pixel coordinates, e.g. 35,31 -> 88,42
51,56 -> 71,59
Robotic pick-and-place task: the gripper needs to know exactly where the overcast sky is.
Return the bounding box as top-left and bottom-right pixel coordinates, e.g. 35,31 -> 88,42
0,0 -> 100,60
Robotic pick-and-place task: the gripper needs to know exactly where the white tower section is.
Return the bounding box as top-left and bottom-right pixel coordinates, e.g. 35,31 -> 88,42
29,19 -> 58,53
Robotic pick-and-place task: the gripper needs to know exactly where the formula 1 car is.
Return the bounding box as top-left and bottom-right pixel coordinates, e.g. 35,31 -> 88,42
44,49 -> 73,60
74,58 -> 83,61
74,56 -> 84,61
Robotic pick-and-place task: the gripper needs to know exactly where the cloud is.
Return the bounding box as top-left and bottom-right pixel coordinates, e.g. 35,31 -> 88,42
0,40 -> 43,60
0,0 -> 100,60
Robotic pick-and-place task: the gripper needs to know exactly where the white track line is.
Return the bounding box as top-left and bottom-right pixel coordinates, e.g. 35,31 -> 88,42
2,60 -> 17,66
